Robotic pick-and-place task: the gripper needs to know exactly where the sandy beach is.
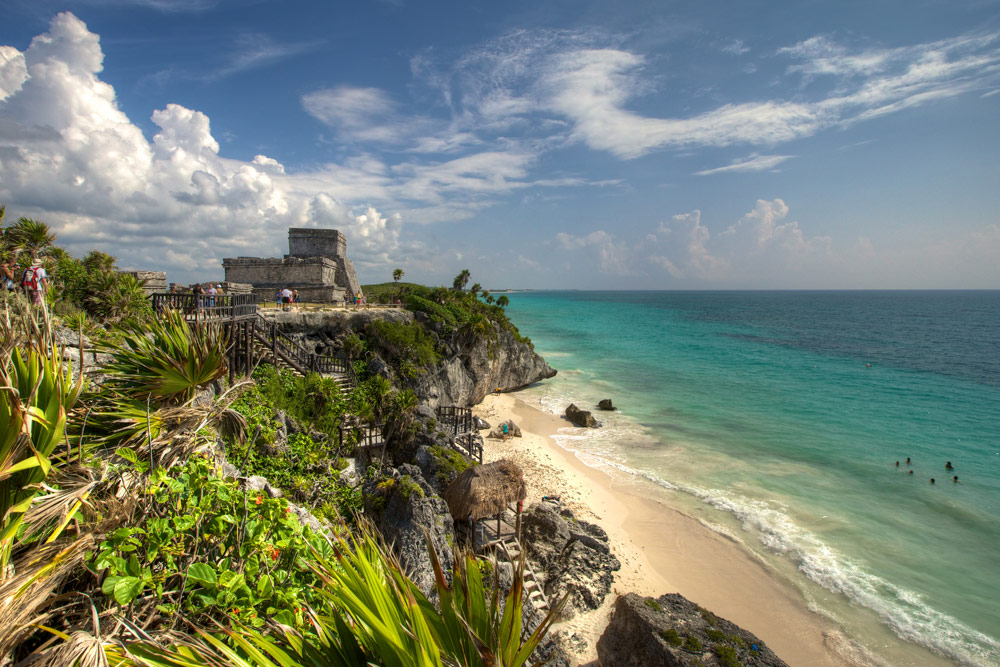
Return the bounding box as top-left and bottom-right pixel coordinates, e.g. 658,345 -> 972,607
474,392 -> 953,667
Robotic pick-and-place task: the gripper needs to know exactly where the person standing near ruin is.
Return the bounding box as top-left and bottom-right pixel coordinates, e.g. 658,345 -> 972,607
280,287 -> 292,311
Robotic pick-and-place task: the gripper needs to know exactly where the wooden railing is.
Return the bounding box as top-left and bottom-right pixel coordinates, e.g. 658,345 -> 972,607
454,432 -> 483,464
152,293 -> 258,323
339,417 -> 385,450
436,405 -> 473,437
253,311 -> 357,387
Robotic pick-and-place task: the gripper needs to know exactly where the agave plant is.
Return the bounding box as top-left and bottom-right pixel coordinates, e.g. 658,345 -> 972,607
0,344 -> 85,572
96,308 -> 228,406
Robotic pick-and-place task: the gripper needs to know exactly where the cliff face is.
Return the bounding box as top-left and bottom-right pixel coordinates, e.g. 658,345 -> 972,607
264,308 -> 556,408
407,312 -> 556,408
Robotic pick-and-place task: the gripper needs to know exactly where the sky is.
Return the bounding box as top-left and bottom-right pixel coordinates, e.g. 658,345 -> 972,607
1,0 -> 998,289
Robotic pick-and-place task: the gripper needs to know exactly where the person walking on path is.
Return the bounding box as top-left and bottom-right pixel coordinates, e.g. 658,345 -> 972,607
280,287 -> 292,311
21,262 -> 48,305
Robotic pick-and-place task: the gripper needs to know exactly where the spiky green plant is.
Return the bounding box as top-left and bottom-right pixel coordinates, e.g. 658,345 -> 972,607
96,308 -> 227,406
0,344 -> 84,572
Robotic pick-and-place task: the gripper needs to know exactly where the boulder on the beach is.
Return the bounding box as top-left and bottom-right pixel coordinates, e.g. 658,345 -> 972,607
488,420 -> 521,439
474,416 -> 491,431
597,592 -> 789,667
565,403 -> 599,428
597,398 -> 616,411
522,502 -> 571,571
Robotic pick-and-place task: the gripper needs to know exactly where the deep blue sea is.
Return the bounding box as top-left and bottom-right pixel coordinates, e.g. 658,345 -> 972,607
503,291 -> 1000,666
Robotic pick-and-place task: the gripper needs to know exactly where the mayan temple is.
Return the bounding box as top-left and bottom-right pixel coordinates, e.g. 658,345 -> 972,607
222,228 -> 362,303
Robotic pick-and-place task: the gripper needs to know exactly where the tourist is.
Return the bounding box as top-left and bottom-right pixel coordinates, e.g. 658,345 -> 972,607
280,287 -> 292,311
20,262 -> 48,306
205,283 -> 217,311
953,476 -> 959,483
192,283 -> 205,313
343,293 -> 350,309
276,290 -> 282,309
945,461 -> 954,470
1,262 -> 15,292
292,289 -> 299,311
930,478 -> 935,484
502,422 -> 509,441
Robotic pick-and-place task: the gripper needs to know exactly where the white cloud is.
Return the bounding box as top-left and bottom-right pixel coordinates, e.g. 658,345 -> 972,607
0,46 -> 28,101
555,229 -> 632,275
695,154 -> 795,176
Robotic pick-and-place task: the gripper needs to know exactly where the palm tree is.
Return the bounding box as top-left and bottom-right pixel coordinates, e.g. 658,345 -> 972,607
496,295 -> 509,309
10,218 -> 55,263
453,269 -> 471,291
393,268 -> 404,283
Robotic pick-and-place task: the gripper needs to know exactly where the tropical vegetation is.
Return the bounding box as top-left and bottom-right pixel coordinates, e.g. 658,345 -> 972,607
0,209 -> 560,666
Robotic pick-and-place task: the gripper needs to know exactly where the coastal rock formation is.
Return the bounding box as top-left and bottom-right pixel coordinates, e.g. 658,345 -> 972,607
410,322 -> 556,408
488,420 -> 521,439
597,398 -> 616,411
520,502 -> 620,617
474,416 -> 491,430
260,309 -> 555,409
597,592 -> 789,667
365,464 -> 455,598
565,403 -> 599,428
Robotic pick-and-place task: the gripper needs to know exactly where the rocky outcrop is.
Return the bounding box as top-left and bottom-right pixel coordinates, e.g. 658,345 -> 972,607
260,309 -> 556,409
565,404 -> 599,428
410,323 -> 556,408
597,592 -> 789,667
365,464 -> 455,598
597,398 -> 616,411
488,420 -> 521,439
520,502 -> 620,618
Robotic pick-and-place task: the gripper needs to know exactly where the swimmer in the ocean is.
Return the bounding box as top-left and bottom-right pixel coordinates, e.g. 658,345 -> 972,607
930,478 -> 935,484
953,476 -> 959,483
945,461 -> 954,470
909,470 -> 914,475
906,457 -> 911,465
895,461 -> 900,467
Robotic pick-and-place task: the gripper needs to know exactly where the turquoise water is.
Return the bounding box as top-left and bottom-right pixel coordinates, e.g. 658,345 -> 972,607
503,291 -> 1000,666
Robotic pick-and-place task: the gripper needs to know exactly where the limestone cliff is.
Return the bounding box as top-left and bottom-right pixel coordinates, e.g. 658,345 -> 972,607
263,308 -> 556,407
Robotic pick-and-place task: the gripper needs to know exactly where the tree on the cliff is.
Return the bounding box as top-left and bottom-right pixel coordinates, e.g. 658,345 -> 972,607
452,269 -> 471,291
496,295 -> 509,309
393,268 -> 404,282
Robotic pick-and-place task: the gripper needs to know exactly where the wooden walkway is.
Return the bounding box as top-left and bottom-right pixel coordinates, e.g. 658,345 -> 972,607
436,405 -> 482,463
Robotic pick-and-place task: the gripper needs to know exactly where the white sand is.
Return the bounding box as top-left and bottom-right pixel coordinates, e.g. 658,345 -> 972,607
473,392 -> 917,667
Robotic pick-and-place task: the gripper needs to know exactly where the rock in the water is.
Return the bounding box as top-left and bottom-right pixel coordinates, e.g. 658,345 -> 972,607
565,404 -> 599,428
597,592 -> 789,667
597,398 -> 616,411
488,420 -> 521,439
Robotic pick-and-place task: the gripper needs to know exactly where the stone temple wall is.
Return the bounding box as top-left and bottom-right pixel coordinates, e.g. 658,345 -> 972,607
288,228 -> 346,259
222,256 -> 337,287
121,270 -> 167,295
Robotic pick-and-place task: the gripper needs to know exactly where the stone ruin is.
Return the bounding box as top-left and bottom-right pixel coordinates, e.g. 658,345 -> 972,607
222,228 -> 362,303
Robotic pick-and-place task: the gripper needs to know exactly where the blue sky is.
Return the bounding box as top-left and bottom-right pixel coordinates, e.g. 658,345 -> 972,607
1,0 -> 998,289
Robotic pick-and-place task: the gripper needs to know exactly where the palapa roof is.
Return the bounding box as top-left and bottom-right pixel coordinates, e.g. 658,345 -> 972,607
444,459 -> 526,521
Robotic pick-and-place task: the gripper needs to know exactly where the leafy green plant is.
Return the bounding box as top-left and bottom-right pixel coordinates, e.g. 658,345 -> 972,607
92,456 -> 326,628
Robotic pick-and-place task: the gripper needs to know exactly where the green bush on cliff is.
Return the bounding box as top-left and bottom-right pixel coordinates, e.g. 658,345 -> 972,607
366,319 -> 440,375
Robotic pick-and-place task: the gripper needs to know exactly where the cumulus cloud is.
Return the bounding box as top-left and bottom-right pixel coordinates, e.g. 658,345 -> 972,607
0,13 -> 402,280
555,229 -> 632,275
650,210 -> 728,280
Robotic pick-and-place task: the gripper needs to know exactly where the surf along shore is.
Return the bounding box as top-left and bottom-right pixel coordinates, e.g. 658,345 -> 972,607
474,392 -> 955,667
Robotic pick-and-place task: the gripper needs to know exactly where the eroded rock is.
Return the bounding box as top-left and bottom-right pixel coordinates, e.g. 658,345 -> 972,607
565,404 -> 599,428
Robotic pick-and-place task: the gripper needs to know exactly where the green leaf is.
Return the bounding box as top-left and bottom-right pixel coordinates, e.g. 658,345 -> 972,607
187,562 -> 218,586
113,576 -> 144,605
102,575 -> 123,596
115,447 -> 138,464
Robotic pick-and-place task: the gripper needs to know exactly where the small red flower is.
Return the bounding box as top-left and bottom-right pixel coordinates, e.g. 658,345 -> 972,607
270,547 -> 280,560
255,495 -> 263,505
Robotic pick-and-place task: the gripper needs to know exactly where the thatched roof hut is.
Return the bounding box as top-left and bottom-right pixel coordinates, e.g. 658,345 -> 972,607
444,459 -> 526,521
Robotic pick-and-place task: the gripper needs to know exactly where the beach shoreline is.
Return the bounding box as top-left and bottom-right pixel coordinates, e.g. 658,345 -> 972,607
474,392 -> 953,667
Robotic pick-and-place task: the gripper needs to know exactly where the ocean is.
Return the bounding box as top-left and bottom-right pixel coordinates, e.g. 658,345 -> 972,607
502,291 -> 1000,667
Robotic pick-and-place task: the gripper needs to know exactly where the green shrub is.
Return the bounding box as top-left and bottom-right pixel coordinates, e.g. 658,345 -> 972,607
662,628 -> 682,646
683,635 -> 703,653
91,456 -> 326,629
714,645 -> 742,667
429,444 -> 472,487
366,320 -> 440,373
644,598 -> 662,612
706,628 -> 725,642
397,475 -> 425,500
